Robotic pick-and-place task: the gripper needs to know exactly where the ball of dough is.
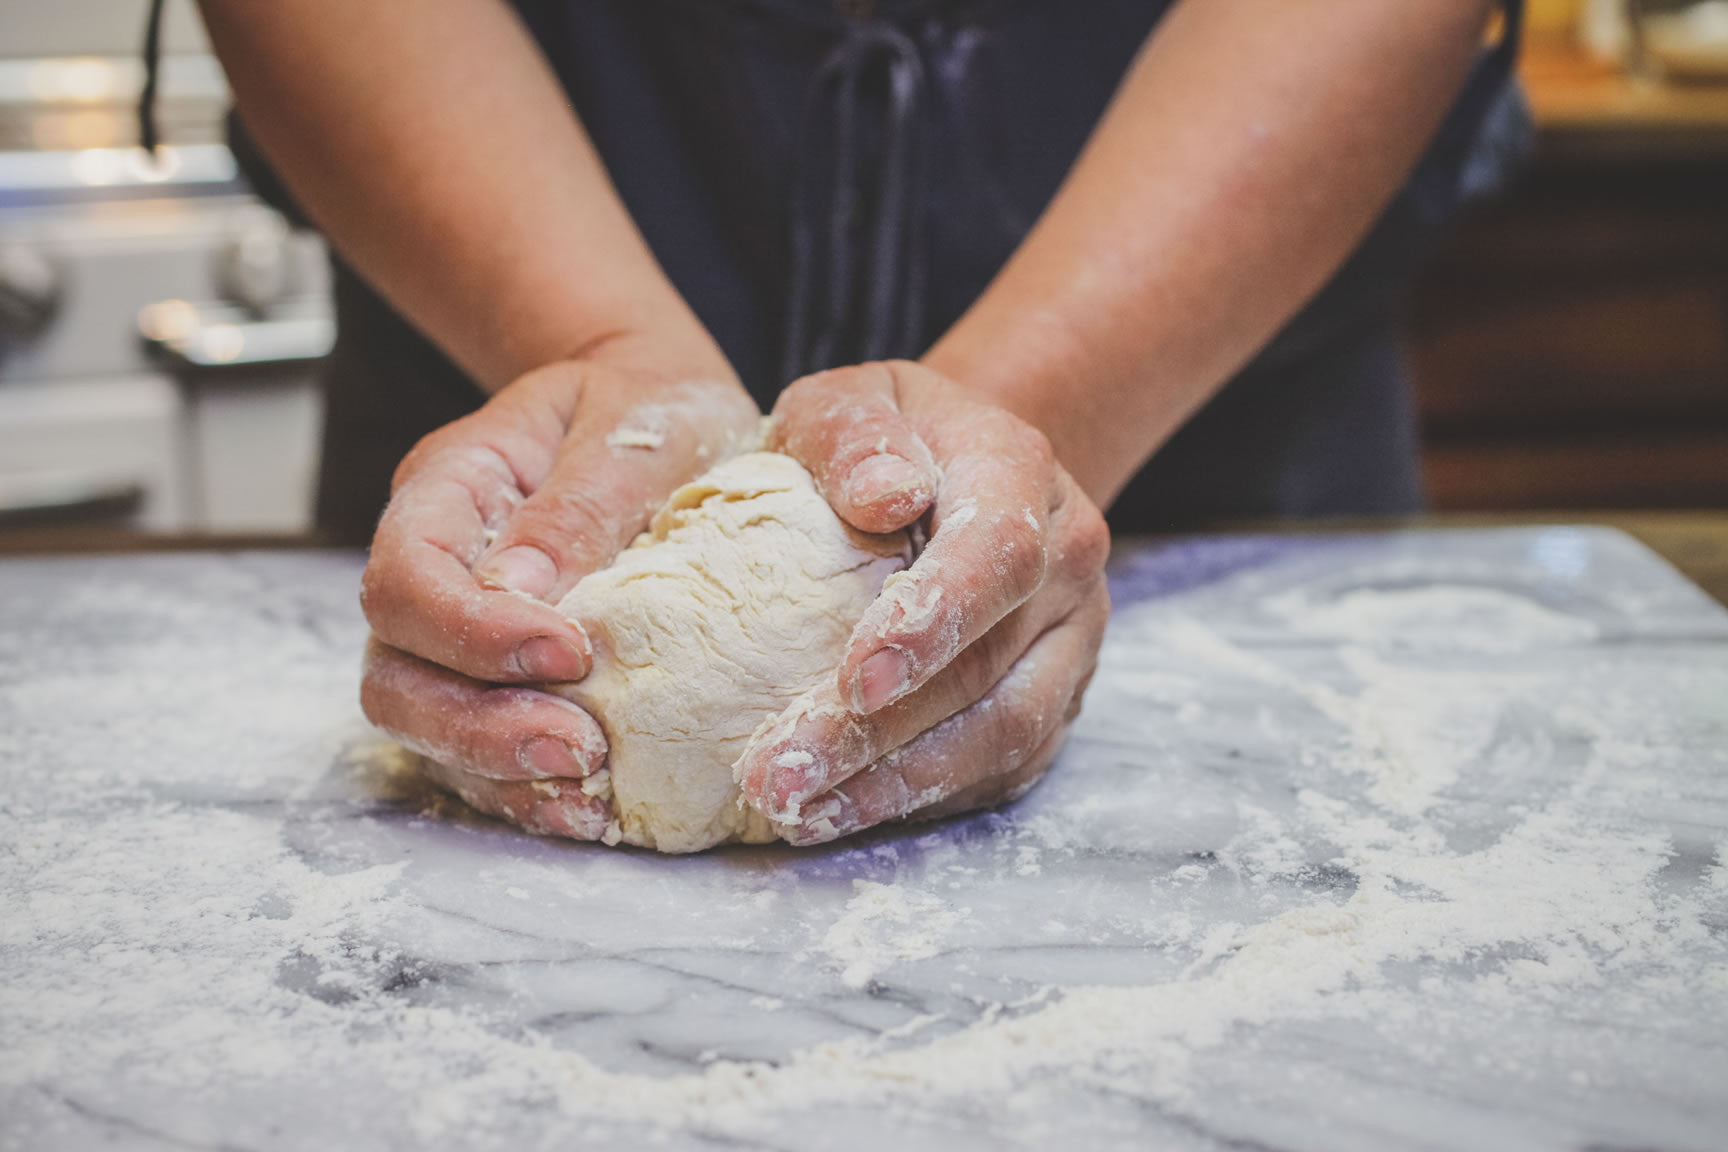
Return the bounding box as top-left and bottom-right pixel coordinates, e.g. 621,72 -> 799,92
553,452 -> 911,853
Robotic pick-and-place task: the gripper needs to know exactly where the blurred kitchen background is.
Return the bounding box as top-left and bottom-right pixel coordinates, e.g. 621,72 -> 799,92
1414,0 -> 1728,510
0,0 -> 330,537
0,0 -> 1723,541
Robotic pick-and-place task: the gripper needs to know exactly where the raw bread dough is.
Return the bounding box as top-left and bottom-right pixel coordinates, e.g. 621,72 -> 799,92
554,452 -> 911,853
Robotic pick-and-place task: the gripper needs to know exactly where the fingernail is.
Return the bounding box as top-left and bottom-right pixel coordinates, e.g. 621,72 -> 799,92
790,795 -> 855,846
763,747 -> 820,820
518,735 -> 587,779
512,634 -> 586,681
530,793 -> 609,840
852,647 -> 910,714
477,545 -> 558,599
846,453 -> 923,509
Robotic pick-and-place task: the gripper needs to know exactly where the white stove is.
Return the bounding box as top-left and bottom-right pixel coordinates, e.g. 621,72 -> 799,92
0,38 -> 333,535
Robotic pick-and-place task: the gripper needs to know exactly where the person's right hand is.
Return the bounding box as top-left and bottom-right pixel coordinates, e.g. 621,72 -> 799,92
356,357 -> 760,839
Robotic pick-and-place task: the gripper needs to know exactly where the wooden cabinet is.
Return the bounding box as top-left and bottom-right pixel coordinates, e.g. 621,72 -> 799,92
1410,33 -> 1728,509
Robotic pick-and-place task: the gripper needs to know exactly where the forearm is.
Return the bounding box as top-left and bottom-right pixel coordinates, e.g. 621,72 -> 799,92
198,0 -> 729,392
923,0 -> 1496,507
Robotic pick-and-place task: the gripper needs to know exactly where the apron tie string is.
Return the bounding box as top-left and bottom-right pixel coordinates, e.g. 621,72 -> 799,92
782,21 -> 928,384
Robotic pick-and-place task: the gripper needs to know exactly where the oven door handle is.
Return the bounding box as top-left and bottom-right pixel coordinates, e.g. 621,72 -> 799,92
142,312 -> 334,374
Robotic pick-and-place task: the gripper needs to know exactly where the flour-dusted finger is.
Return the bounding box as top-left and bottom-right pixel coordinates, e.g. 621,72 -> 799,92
473,368 -> 760,604
420,757 -> 612,841
360,636 -> 607,781
913,703 -> 1074,824
837,371 -> 1070,715
365,480 -> 594,683
362,371 -> 593,684
736,547 -> 1102,824
782,591 -> 1106,846
769,362 -> 938,534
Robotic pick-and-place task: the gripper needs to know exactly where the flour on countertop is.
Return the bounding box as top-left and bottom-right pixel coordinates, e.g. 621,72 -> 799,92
814,880 -> 969,989
3,544 -> 1727,1150
1264,583 -> 1602,652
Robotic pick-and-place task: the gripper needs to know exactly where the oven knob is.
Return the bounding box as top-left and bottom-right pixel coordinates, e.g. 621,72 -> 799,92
217,216 -> 295,314
0,245 -> 62,340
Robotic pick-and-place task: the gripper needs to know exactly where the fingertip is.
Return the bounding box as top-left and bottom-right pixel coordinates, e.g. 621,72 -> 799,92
785,792 -> 858,846
843,453 -> 934,530
516,734 -> 597,779
847,645 -> 912,714
738,740 -> 823,824
476,544 -> 559,600
529,786 -> 612,840
507,629 -> 591,682
772,364 -> 937,531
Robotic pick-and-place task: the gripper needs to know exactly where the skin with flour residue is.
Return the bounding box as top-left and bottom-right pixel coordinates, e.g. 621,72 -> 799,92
736,361 -> 1110,843
363,359 -> 1108,848
357,361 -> 762,831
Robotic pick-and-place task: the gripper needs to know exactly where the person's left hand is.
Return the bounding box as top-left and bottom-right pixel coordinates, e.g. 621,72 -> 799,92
355,357 -> 761,843
734,360 -> 1111,845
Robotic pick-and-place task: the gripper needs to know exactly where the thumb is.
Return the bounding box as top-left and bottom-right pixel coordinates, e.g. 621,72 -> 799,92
768,361 -> 939,535
474,366 -> 758,604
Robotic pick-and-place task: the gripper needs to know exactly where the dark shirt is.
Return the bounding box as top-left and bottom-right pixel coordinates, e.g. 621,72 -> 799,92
232,0 -> 1527,543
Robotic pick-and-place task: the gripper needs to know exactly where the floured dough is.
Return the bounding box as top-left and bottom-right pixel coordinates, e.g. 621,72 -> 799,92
553,452 -> 911,853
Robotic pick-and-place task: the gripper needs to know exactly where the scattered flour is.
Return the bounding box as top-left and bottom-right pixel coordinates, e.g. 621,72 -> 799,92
3,551 -> 1726,1149
814,880 -> 969,989
1264,583 -> 1601,653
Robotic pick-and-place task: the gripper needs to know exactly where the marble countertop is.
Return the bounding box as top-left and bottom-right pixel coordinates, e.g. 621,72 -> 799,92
2,527 -> 1726,1151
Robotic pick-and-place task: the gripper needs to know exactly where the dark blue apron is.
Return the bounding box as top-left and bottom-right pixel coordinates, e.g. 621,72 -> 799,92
231,0 -> 1527,541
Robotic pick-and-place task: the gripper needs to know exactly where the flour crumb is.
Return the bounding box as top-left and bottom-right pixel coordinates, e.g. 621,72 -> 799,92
817,881 -> 968,989
605,426 -> 666,450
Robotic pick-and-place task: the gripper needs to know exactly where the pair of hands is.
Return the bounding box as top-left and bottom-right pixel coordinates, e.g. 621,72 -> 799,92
359,356 -> 1110,847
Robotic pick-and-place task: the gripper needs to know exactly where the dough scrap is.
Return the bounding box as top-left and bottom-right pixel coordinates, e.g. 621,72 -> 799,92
553,452 -> 911,853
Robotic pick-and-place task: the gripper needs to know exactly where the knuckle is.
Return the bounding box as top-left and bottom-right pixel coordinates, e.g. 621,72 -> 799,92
996,646 -> 1073,754
997,512 -> 1049,603
508,358 -> 583,398
874,756 -> 920,818
357,668 -> 392,730
774,369 -> 842,417
500,485 -> 613,572
1006,754 -> 1057,804
394,419 -> 467,490
542,484 -> 617,551
1066,672 -> 1095,724
1001,414 -> 1055,474
439,700 -> 509,779
945,647 -> 1001,712
1061,497 -> 1112,581
1086,581 -> 1113,635
357,559 -> 396,630
446,443 -> 520,498
1001,695 -> 1049,760
881,358 -> 942,398
948,620 -> 1019,706
398,418 -> 524,505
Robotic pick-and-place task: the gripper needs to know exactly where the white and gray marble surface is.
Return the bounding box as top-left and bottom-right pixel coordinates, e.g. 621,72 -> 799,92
2,527 -> 1726,1151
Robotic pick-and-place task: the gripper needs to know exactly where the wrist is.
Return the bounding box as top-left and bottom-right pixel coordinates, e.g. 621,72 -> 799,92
923,320 -> 1137,510
571,324 -> 743,400
482,290 -> 739,398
